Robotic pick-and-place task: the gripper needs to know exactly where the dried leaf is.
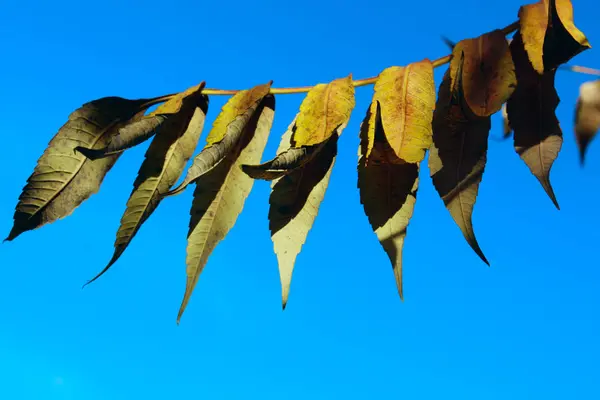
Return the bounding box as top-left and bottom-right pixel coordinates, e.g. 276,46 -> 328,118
507,33 -> 561,209
293,75 -> 355,146
178,96 -> 275,323
519,0 -> 590,74
502,104 -> 512,139
450,30 -> 516,117
358,106 -> 419,300
166,82 -> 273,196
76,82 -> 206,160
84,96 -> 209,285
6,95 -> 167,241
574,80 -> 600,164
268,129 -> 339,309
366,60 -> 435,163
429,66 -> 491,265
241,116 -> 330,181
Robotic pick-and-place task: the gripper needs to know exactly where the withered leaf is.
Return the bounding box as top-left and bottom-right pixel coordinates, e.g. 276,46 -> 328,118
358,105 -> 419,300
450,29 -> 516,117
429,65 -> 491,265
269,128 -> 338,309
574,79 -> 600,164
519,0 -> 590,74
507,33 -> 562,209
366,60 -> 435,163
166,83 -> 272,196
84,96 -> 209,285
6,95 -> 169,241
178,96 -> 275,323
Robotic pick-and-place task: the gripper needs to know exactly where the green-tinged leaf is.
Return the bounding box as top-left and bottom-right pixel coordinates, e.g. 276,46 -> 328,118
166,83 -> 273,196
574,79 -> 600,164
84,96 -> 209,285
429,66 -> 491,265
178,95 -> 275,323
6,95 -> 169,241
358,106 -> 419,300
76,82 -> 206,160
507,33 -> 561,209
268,128 -> 339,309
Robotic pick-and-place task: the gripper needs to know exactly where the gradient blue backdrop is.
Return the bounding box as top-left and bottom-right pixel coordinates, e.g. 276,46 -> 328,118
1,1 -> 599,399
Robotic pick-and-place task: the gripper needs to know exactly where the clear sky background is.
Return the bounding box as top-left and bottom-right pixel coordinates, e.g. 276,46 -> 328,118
1,0 -> 599,399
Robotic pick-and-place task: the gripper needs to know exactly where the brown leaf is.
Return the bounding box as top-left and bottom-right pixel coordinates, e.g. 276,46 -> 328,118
358,106 -> 419,300
429,65 -> 491,265
519,0 -> 591,74
507,33 -> 562,209
450,29 -> 516,117
574,80 -> 600,164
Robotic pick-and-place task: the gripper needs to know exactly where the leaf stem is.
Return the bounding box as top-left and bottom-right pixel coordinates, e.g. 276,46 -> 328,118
559,65 -> 600,76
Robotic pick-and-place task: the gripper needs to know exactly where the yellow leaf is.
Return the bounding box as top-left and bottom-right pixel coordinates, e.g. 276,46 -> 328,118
178,96 -> 275,323
429,65 -> 491,265
166,83 -> 273,195
366,59 -> 435,163
268,129 -> 338,309
449,30 -> 516,117
84,96 -> 209,285
293,75 -> 355,147
6,95 -> 167,241
151,82 -> 207,116
518,0 -> 590,74
358,106 -> 419,300
507,33 -> 561,209
574,80 -> 600,164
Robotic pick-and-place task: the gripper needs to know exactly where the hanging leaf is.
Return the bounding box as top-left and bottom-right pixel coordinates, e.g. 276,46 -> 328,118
507,33 -> 562,209
574,80 -> 600,164
429,62 -> 491,265
165,82 -> 273,196
358,106 -> 419,300
76,82 -> 206,160
449,30 -> 516,117
178,95 -> 275,323
241,76 -> 355,181
365,60 -> 435,163
84,95 -> 210,285
268,128 -> 339,309
6,95 -> 170,241
293,75 -> 355,146
518,0 -> 590,74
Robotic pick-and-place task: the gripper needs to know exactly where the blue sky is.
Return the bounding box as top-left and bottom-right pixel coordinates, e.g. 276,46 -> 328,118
1,0 -> 599,399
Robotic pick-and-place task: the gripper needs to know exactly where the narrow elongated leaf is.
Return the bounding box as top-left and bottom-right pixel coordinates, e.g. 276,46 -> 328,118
76,82 -> 206,160
6,95 -> 169,241
574,80 -> 600,164
449,30 -> 516,117
519,0 -> 590,74
166,82 -> 272,196
366,60 -> 435,163
358,106 -> 419,300
507,33 -> 562,209
293,75 -> 355,146
502,104 -> 512,139
269,129 -> 339,309
429,66 -> 491,265
85,96 -> 209,285
179,95 -> 275,323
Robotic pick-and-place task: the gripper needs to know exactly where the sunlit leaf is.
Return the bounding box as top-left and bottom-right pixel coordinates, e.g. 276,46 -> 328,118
178,95 -> 275,323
